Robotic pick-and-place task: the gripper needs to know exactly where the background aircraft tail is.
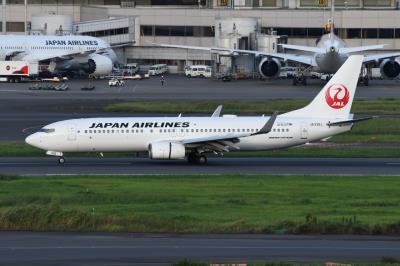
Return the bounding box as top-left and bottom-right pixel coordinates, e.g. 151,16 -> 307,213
283,55 -> 363,119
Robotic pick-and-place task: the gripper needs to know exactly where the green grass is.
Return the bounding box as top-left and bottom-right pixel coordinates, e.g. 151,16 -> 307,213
0,174 -> 400,234
104,99 -> 400,115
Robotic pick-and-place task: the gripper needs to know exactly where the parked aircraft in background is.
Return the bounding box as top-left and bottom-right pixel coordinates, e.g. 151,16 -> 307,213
158,0 -> 400,86
0,35 -> 117,76
26,56 -> 370,165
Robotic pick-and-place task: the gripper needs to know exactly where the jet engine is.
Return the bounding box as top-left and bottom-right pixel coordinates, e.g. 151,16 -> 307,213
148,141 -> 186,160
380,59 -> 400,79
258,58 -> 281,78
85,54 -> 113,76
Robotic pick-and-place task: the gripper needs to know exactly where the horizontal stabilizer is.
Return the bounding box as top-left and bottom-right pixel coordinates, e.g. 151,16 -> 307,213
328,116 -> 375,126
252,112 -> 278,135
339,45 -> 385,54
279,44 -> 325,54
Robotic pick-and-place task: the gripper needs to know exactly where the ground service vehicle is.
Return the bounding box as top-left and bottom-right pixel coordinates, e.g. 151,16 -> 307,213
108,78 -> 125,86
121,63 -> 139,76
185,65 -> 212,78
0,61 -> 39,82
148,64 -> 168,76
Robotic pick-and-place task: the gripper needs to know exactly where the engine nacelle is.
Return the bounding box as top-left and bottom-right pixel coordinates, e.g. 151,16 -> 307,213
148,141 -> 186,160
86,54 -> 113,76
380,59 -> 400,79
259,58 -> 281,78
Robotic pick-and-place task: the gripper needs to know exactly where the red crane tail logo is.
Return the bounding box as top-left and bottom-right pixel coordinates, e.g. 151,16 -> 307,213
325,84 -> 350,109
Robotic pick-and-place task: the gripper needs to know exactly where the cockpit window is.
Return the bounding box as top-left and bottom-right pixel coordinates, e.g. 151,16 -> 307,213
38,128 -> 55,133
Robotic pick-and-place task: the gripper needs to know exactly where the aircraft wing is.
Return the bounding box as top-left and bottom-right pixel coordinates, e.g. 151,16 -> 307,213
22,48 -> 108,62
339,45 -> 385,54
156,43 -> 316,66
363,52 -> 400,64
279,44 -> 325,54
180,113 -> 277,153
327,116 -> 375,126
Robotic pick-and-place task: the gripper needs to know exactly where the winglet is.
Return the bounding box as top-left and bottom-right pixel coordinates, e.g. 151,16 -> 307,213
253,112 -> 278,135
211,105 -> 223,117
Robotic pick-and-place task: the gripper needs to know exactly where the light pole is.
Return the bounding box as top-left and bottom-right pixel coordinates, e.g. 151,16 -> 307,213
2,0 -> 6,34
24,0 -> 27,34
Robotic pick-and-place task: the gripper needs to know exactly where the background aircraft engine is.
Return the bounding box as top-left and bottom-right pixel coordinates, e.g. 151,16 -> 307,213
259,58 -> 281,78
86,54 -> 113,76
148,141 -> 186,160
380,59 -> 400,79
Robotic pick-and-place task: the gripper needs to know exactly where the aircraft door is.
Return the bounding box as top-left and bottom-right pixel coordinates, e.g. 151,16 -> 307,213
300,122 -> 308,140
67,124 -> 77,141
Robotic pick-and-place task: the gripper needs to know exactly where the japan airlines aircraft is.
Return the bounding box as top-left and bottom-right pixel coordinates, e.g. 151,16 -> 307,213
26,56 -> 370,165
0,35 -> 117,76
158,1 -> 400,85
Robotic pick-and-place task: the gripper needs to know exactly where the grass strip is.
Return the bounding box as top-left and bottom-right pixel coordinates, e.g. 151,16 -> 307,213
104,99 -> 400,115
0,174 -> 400,234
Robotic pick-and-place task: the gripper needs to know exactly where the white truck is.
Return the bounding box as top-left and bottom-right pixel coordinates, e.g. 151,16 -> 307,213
0,61 -> 39,82
148,64 -> 168,76
185,65 -> 212,78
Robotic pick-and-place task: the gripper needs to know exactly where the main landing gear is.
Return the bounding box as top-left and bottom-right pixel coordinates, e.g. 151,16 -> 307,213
187,152 -> 207,165
292,75 -> 307,86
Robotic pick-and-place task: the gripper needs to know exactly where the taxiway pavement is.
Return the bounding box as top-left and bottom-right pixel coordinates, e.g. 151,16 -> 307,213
0,232 -> 399,265
0,157 -> 399,176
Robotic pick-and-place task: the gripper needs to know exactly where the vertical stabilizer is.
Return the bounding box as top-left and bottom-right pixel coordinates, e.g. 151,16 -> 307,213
283,55 -> 363,119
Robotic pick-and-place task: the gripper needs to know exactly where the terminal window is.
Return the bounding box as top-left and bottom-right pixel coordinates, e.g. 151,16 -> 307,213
151,0 -> 198,4
363,0 -> 391,6
260,0 -> 276,6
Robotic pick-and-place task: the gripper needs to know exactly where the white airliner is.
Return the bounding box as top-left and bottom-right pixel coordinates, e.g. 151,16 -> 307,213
158,0 -> 400,85
26,55 -> 370,165
0,35 -> 117,76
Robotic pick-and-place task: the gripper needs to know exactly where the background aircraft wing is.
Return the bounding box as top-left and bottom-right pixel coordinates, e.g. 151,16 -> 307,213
157,43 -> 316,66
363,52 -> 400,64
279,44 -> 325,53
339,45 -> 385,54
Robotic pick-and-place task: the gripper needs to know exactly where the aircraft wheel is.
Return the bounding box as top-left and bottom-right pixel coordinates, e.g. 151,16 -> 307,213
363,77 -> 369,86
196,155 -> 207,165
58,157 -> 66,164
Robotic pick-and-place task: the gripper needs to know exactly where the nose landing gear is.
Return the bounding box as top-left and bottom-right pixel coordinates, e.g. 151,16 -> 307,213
58,157 -> 66,164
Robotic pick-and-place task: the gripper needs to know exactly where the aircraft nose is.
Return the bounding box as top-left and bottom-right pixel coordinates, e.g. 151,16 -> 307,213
25,133 -> 41,148
330,46 -> 336,53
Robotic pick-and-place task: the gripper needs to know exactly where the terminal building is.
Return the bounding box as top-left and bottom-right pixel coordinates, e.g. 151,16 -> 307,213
2,0 -> 400,73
